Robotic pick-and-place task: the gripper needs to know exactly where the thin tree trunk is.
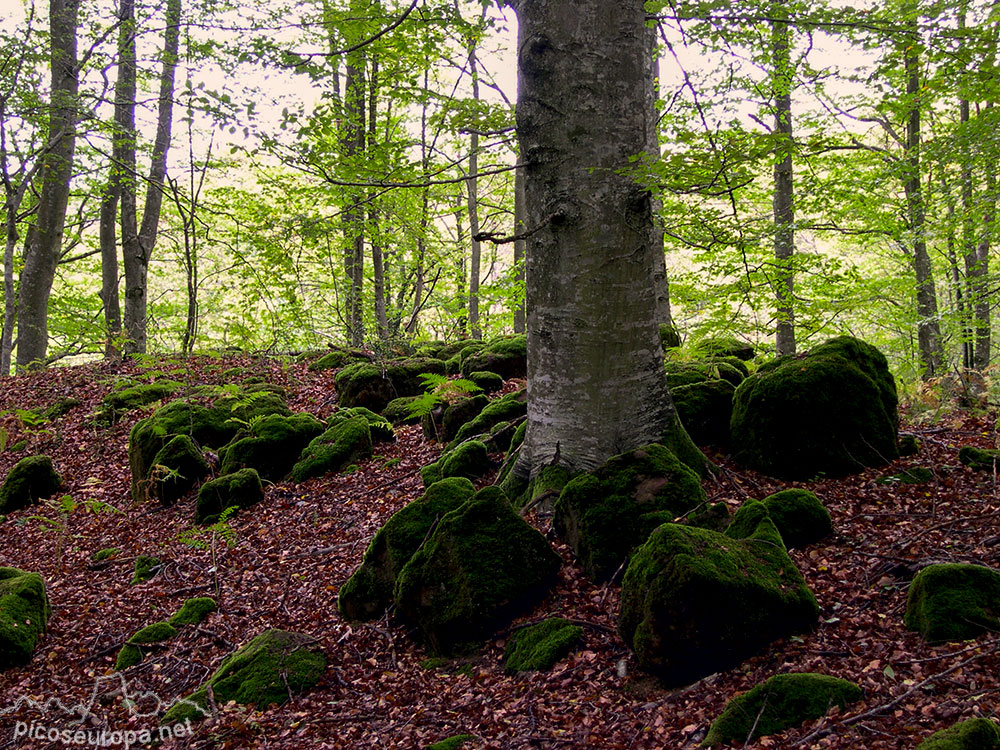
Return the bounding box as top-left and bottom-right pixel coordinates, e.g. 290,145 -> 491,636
16,0 -> 79,370
455,201 -> 467,336
772,0 -> 796,356
369,58 -> 388,341
645,21 -> 672,328
513,165 -> 526,334
342,34 -> 365,346
466,34 -> 482,340
974,167 -> 994,368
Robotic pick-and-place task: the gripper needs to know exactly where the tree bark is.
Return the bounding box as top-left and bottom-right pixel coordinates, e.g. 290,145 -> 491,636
513,165 -> 526,334
466,25 -> 483,340
369,57 -> 388,342
772,0 -> 796,356
645,21 -> 673,328
342,32 -> 366,346
16,0 -> 79,370
511,0 -> 702,478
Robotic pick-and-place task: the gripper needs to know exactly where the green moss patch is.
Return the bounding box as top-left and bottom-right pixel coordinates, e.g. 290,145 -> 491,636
467,371 -> 504,394
149,435 -> 210,505
959,446 -> 1000,472
690,335 -> 755,361
291,415 -> 373,482
170,597 -> 217,627
339,478 -> 476,621
758,489 -> 832,549
665,360 -> 744,389
0,568 -> 50,670
383,397 -> 422,426
92,547 -> 121,562
131,555 -> 162,585
308,347 -> 371,372
618,520 -> 818,686
671,379 -> 736,446
423,395 -> 489,443
219,413 -> 324,481
877,466 -> 934,485
426,735 -> 475,750
703,673 -> 862,746
905,563 -> 1000,642
161,630 -> 326,725
730,336 -> 898,479
0,455 -> 62,512
460,335 -> 526,380
196,468 -> 264,524
99,382 -> 181,425
335,357 -> 447,412
395,487 -> 561,656
504,618 -> 582,673
917,717 -> 1000,749
449,390 -> 527,448
554,444 -> 706,581
421,440 -> 491,487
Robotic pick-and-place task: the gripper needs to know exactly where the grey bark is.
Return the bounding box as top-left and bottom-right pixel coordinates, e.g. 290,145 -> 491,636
466,25 -> 483,340
772,0 -> 796,356
513,165 -> 526,334
16,0 -> 79,370
645,21 -> 672,328
342,39 -> 365,346
511,0 -> 702,477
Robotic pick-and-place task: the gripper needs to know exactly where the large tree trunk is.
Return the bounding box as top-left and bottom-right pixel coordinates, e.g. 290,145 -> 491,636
645,21 -> 673,329
511,0 -> 702,478
16,0 -> 79,370
772,0 -> 796,356
513,165 -> 526,334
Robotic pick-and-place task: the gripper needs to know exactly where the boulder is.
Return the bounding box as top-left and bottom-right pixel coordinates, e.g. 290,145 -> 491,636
0,455 -> 62,512
959,446 -> 1000,472
422,394 -> 489,443
904,563 -> 1000,642
460,335 -> 527,380
338,478 -> 476,621
691,335 -> 755,361
420,440 -> 491,487
115,621 -> 178,671
308,346 -> 371,372
467,371 -> 504,394
335,357 -> 446,412
161,630 -> 325,725
169,597 -> 217,627
449,390 -> 527,446
704,673 -> 862,746
730,336 -> 898,479
618,519 -> 818,686
195,469 -> 264,524
665,360 -> 744,389
382,396 -> 422,426
218,413 -> 325,481
917,718 -> 1000,750
727,489 -> 832,549
554,444 -> 706,581
504,618 -> 583,673
0,568 -> 49,669
395,487 -> 561,656
290,415 -> 373,482
99,381 -> 181,425
671,379 -> 736,446
149,435 -> 210,505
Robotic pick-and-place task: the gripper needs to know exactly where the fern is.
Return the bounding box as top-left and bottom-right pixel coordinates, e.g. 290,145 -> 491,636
406,373 -> 484,420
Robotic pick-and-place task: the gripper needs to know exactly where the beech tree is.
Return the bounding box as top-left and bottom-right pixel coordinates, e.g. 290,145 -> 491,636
509,0 -> 701,479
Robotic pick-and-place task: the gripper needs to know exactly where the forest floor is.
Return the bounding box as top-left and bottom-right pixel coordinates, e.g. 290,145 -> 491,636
0,354 -> 998,749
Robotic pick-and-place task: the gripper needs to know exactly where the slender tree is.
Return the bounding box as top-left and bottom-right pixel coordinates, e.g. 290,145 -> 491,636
772,0 -> 796,355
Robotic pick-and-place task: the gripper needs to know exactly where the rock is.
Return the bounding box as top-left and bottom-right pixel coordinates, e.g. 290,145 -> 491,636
554,444 -> 705,581
504,618 -> 583,673
335,357 -> 446,412
703,673 -> 863,746
904,563 -> 1000,642
99,381 -> 181,425
917,717 -> 1000,750
219,413 -> 325,481
618,519 -> 818,686
0,455 -> 62,512
467,371 -> 504,394
308,346 -> 371,371
195,469 -> 264,524
338,478 -> 477,621
460,335 -> 526,380
395,487 -> 561,656
691,335 -> 755,361
420,440 -> 491,487
671,379 -> 736,446
423,395 -> 489,443
450,390 -> 527,447
383,396 -> 422,426
215,389 -> 292,424
730,336 -> 898,479
161,630 -> 326,725
0,568 -> 49,670
665,360 -> 744,389
115,621 -> 178,671
899,433 -> 922,456
169,597 -> 217,627
445,342 -> 486,375
959,446 -> 1000,472
333,407 -> 395,443
727,489 -> 832,549
149,435 -> 210,505
291,415 -> 373,482
659,323 -> 681,350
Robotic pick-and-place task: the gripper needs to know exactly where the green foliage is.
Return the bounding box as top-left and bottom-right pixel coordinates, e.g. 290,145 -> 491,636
179,506 -> 240,550
131,555 -> 163,585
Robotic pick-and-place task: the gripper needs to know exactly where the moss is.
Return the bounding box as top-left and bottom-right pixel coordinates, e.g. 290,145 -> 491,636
899,434 -> 922,456
170,597 -> 217,627
659,323 -> 681,350
215,390 -> 292,425
877,466 -> 934,485
520,464 -> 572,511
691,335 -> 755,361
130,621 -> 178,644
904,563 -> 1000,642
291,415 -> 373,482
467,371 -> 504,394
554,444 -> 706,581
762,489 -> 832,548
682,502 -> 731,533
332,407 -> 395,443
92,547 -> 121,562
114,643 -> 143,671
703,673 -> 862,746
460,335 -> 527,380
308,347 -> 370,372
219,413 -> 325,481
504,618 -> 582,673
618,520 -> 818,686
959,446 -> 1000,472
665,360 -> 744,389
671,379 -> 736,446
161,630 -> 326,725
436,339 -> 483,363
450,390 -> 527,447
196,468 -> 264,524
425,395 -> 489,443
41,397 -> 81,420
0,455 -> 62,512
917,718 -> 1000,749
422,441 -> 491,488
149,435 -> 210,505
131,555 -> 162,585
731,335 -> 898,479
9,440 -> 26,453
0,568 -> 50,670
725,499 -> 771,540
426,735 -> 475,750
395,486 -> 561,656
99,382 -> 181,424
383,396 -> 423,426
339,477 -> 476,621
336,357 -> 447,412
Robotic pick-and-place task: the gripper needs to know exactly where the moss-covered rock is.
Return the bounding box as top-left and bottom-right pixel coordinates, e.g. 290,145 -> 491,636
131,555 -> 162,585
218,413 -> 324,481
618,519 -> 818,686
0,455 -> 62,512
917,718 -> 1000,750
148,435 -> 210,505
40,397 -> 81,421
703,673 -> 862,746
730,336 -> 898,479
426,735 -> 475,750
423,395 -> 489,443
332,406 -> 395,443
691,335 -> 755,361
899,433 -> 922,456
504,618 -> 583,673
335,357 -> 447,412
383,396 -> 423,426
665,360 -> 744,389
115,621 -> 179,671
92,547 -> 121,562
445,342 -> 486,375
291,415 -> 373,482
659,323 -> 682,350
671,379 -> 736,446
0,568 -> 49,670
460,335 -> 527,380
467,371 -> 504,394
760,489 -> 832,549
99,382 -> 181,425
395,487 -> 561,656
554,444 -> 706,581
877,466 -> 934,485
170,597 -> 217,627
338,478 -> 477,621
308,347 -> 371,372
904,563 -> 1000,642
195,468 -> 264,524
959,446 -> 1000,472
436,339 -> 484,363
421,440 -> 491,487
449,390 -> 527,447
215,389 -> 292,424
161,630 -> 326,725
